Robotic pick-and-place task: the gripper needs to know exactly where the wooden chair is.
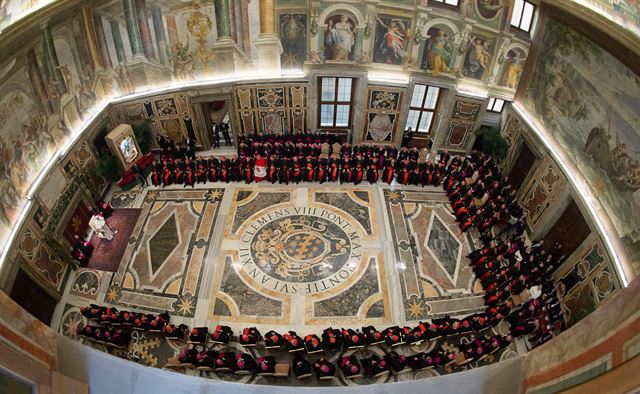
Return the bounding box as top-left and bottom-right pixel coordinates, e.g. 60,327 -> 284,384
273,364 -> 290,378
163,357 -> 182,370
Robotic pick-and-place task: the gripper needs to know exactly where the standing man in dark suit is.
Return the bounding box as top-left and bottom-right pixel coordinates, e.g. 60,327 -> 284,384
222,122 -> 232,146
184,136 -> 196,151
212,123 -> 220,148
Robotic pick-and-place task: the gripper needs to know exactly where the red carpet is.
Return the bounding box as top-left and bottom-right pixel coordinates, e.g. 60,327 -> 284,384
87,209 -> 142,272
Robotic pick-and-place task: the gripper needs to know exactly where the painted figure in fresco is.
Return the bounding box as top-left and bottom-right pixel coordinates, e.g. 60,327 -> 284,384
324,15 -> 355,61
76,83 -> 95,116
280,14 -> 307,68
0,182 -> 20,226
356,50 -> 370,64
424,28 -> 456,76
55,64 -> 73,93
499,51 -> 522,89
47,77 -> 61,108
584,120 -> 640,192
174,43 -> 194,81
463,36 -> 492,79
116,64 -> 135,95
476,0 -> 508,20
376,17 -> 408,64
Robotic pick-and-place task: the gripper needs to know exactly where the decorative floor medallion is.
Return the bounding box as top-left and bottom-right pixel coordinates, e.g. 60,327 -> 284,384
210,187 -> 390,326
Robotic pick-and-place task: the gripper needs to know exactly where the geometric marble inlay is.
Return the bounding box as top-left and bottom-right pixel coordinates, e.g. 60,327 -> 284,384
148,213 -> 179,276
426,214 -> 461,281
384,189 -> 483,321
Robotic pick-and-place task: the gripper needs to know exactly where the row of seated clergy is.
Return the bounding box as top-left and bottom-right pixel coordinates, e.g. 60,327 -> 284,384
164,334 -> 512,379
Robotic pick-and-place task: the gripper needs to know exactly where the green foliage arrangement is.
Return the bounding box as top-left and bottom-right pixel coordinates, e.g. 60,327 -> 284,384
94,154 -> 121,183
474,125 -> 508,162
133,121 -> 152,154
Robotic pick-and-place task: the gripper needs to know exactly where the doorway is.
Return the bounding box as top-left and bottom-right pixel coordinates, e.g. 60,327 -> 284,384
9,269 -> 57,325
543,198 -> 591,258
508,142 -> 537,191
201,100 -> 234,150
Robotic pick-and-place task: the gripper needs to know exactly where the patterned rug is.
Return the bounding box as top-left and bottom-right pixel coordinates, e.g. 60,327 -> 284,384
87,209 -> 142,272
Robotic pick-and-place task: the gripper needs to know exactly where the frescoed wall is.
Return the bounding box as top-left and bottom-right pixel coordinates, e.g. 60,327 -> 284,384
523,19 -> 640,274
24,1 -> 640,281
566,0 -> 640,37
0,0 -> 55,32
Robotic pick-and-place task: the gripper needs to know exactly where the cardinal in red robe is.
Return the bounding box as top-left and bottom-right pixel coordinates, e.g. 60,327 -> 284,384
254,155 -> 267,182
382,165 -> 394,184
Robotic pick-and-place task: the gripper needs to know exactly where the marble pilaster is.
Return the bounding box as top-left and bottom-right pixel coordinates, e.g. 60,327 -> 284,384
26,48 -> 53,116
254,0 -> 282,72
165,15 -> 179,55
110,20 -> 127,65
42,25 -> 67,95
122,0 -> 144,58
151,5 -> 169,65
214,0 -> 232,39
134,0 -> 155,61
93,15 -> 113,70
80,3 -> 103,71
239,0 -> 251,57
259,0 -> 275,34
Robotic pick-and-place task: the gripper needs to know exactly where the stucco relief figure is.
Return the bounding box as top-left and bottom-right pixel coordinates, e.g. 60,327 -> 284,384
424,28 -> 456,76
463,36 -> 492,80
324,15 -> 355,61
174,43 -> 195,81
116,64 -> 135,95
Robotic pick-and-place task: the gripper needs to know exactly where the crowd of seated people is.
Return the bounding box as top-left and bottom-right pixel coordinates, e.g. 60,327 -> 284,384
444,152 -> 565,345
148,131 -> 457,189
75,302 -> 515,379
79,147 -> 566,380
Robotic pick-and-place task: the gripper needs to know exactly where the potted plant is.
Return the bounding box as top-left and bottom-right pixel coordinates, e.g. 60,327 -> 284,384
133,120 -> 152,154
94,154 -> 121,183
473,125 -> 508,162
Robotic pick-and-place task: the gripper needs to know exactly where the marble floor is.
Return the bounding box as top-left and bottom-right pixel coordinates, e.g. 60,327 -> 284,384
53,182 -> 520,386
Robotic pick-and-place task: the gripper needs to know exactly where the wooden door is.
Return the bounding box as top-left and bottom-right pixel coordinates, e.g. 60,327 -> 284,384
9,269 -> 57,325
508,142 -> 536,191
543,199 -> 591,257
